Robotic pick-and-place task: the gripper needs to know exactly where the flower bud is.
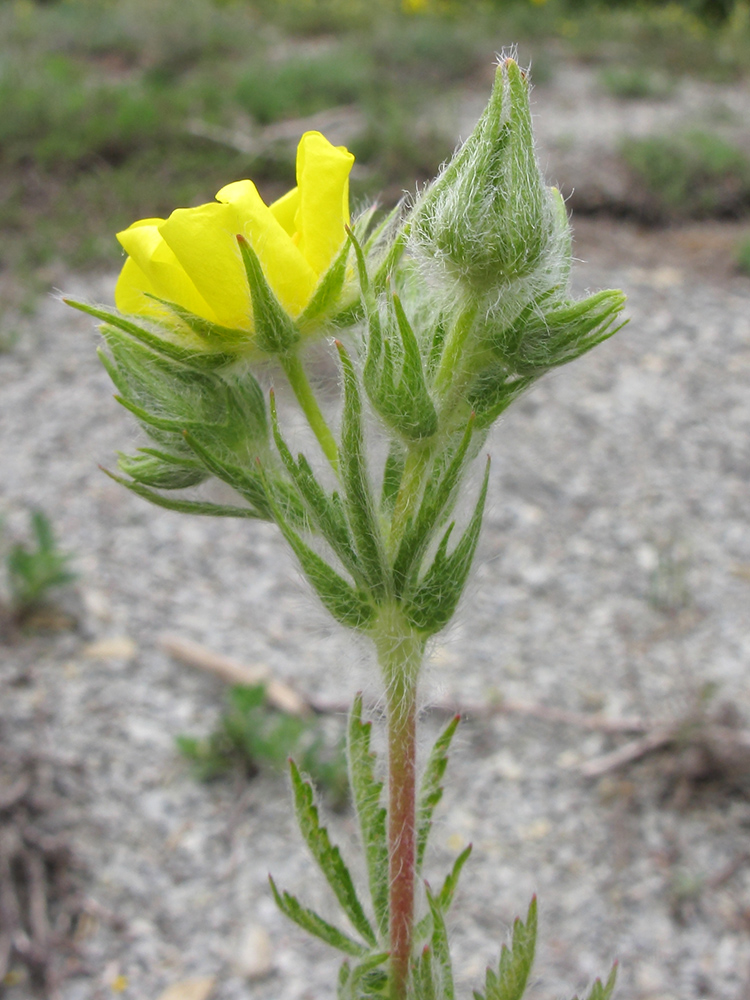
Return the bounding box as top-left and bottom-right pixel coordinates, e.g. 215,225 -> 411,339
409,57 -> 556,296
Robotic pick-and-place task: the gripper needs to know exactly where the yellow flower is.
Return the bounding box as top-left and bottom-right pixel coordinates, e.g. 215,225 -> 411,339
115,131 -> 355,334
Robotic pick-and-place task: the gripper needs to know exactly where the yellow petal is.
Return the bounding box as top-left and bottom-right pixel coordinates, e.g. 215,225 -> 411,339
294,131 -> 354,277
269,186 -> 300,237
116,219 -> 217,321
158,201 -> 251,330
216,179 -> 317,316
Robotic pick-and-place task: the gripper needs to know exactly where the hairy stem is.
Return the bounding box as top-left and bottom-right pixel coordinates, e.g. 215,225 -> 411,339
280,351 -> 339,474
388,445 -> 431,554
375,610 -> 424,1000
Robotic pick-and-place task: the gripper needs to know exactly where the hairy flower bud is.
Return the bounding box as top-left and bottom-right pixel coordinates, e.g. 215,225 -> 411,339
409,57 -> 557,297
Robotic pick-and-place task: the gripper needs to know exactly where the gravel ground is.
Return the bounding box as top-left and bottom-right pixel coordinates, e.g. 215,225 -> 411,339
2,65 -> 750,1000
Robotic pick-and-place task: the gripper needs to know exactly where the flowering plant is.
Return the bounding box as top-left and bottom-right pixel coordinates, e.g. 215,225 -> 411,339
68,57 -> 625,1000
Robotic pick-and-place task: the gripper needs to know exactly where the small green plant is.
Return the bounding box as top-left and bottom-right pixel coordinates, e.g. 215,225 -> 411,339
622,129 -> 750,218
598,65 -> 674,100
177,684 -> 349,810
69,56 -> 625,1000
4,510 -> 76,617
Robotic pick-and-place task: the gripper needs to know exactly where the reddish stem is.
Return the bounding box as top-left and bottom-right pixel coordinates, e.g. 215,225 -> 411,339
387,680 -> 417,1000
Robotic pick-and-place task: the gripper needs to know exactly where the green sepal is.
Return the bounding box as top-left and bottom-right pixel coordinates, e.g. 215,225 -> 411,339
336,342 -> 388,596
298,235 -> 350,331
143,294 -> 252,348
116,449 -> 208,490
237,235 -> 300,355
485,289 -> 627,377
64,299 -> 235,370
467,370 -> 536,432
393,414 -> 475,596
425,886 -> 455,1000
101,468 -> 267,519
289,759 -> 377,947
270,393 -> 361,582
381,444 -> 405,514
348,694 -> 389,940
337,951 -> 391,1000
268,876 -> 367,958
573,964 -> 618,1000
416,714 -> 460,873
404,458 -> 490,636
99,327 -> 229,428
113,392 -> 217,436
258,462 -> 375,630
474,896 -> 537,1000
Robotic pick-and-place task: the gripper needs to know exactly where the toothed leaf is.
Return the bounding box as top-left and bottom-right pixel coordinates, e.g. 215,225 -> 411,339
290,760 -> 377,947
416,714 -> 460,872
269,877 -> 366,957
348,694 -> 389,939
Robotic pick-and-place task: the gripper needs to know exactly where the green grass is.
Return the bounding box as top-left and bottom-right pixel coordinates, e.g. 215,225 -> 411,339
622,129 -> 750,219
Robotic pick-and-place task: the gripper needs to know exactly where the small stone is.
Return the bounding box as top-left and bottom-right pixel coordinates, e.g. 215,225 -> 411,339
156,980 -> 215,1000
233,923 -> 273,981
83,636 -> 137,660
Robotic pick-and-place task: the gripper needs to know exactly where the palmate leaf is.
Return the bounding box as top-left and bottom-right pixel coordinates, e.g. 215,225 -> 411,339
290,760 -> 377,948
269,393 -> 362,584
257,462 -> 375,630
416,714 -> 460,873
473,897 -> 537,1000
348,694 -> 389,940
572,964 -> 618,1000
269,877 -> 366,958
404,458 -> 490,636
336,342 -> 388,596
393,414 -> 475,596
436,844 -> 473,913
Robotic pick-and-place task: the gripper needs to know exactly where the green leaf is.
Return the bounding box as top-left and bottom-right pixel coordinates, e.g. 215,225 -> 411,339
413,945 -> 437,1000
574,964 -> 618,1000
258,464 -> 375,630
381,443 -> 405,514
468,370 -> 536,431
393,414 -> 475,595
336,342 -> 387,596
269,877 -> 367,957
416,714 -> 460,872
426,886 -> 455,1000
290,760 -> 377,947
481,896 -> 537,1000
101,468 -> 267,519
182,430 -> 272,519
337,951 -> 391,1000
437,844 -> 473,913
348,694 -> 389,940
270,393 -> 362,581
64,299 -> 235,370
237,235 -> 300,355
404,458 -> 490,636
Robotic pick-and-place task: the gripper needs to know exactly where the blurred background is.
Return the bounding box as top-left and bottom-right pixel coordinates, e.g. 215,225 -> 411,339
2,0 -> 750,327
2,2 -> 750,999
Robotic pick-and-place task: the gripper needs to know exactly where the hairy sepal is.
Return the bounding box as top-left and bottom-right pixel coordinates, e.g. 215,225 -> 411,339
337,951 -> 391,1000
289,760 -> 377,948
237,234 -> 300,355
473,896 -> 537,1000
116,449 -> 208,490
348,694 -> 389,940
101,468 -> 267,519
